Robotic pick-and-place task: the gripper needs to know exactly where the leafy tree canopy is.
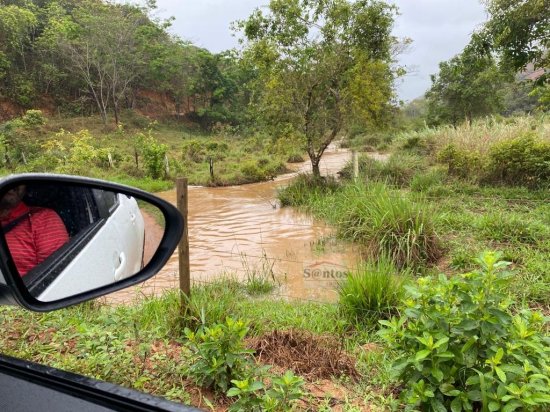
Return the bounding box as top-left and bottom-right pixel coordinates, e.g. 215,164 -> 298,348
238,0 -> 399,176
426,37 -> 509,126
482,0 -> 549,71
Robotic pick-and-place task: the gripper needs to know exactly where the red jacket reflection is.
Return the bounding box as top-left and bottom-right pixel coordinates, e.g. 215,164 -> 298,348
1,202 -> 69,276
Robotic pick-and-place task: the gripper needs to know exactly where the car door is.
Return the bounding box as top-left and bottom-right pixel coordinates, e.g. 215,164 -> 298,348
36,190 -> 145,301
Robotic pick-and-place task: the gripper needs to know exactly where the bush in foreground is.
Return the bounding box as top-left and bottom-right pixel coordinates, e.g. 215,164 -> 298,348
379,251 -> 550,412
184,317 -> 305,411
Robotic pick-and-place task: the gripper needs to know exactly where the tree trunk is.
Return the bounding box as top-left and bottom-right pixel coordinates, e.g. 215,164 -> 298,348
113,94 -> 119,125
311,156 -> 321,178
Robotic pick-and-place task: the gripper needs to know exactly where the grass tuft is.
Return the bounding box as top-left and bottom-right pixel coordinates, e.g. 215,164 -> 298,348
330,183 -> 442,268
338,257 -> 409,327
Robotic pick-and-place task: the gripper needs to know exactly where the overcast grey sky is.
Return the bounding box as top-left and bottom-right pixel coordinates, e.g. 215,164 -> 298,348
148,0 -> 488,101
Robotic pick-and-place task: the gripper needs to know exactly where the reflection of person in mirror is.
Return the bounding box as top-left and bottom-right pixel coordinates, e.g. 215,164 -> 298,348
0,185 -> 69,276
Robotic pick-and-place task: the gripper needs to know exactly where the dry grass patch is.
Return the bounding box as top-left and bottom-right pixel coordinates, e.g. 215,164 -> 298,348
247,329 -> 360,381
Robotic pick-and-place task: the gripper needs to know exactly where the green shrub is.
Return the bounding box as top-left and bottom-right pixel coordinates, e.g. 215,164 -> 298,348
184,317 -> 254,393
335,183 -> 441,268
286,151 -> 304,163
349,131 -> 393,151
35,130 -> 109,175
338,257 -> 408,327
239,157 -> 284,183
487,134 -> 550,187
437,144 -> 485,180
228,370 -> 305,412
383,153 -> 428,187
338,156 -> 384,181
379,251 -> 550,412
20,109 -> 46,127
181,139 -> 207,162
135,132 -> 168,179
227,377 -> 266,411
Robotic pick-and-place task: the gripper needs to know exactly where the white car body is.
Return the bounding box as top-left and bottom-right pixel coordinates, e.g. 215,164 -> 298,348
38,193 -> 145,301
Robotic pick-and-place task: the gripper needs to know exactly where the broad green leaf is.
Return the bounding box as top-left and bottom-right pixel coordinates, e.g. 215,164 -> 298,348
502,400 -> 523,412
431,367 -> 444,382
434,337 -> 450,349
415,350 -> 431,362
457,319 -> 478,331
501,365 -> 524,376
531,393 -> 550,403
463,347 -> 478,368
495,366 -> 507,383
488,401 -> 500,411
227,387 -> 242,397
465,375 -> 480,386
430,398 -> 447,412
440,383 -> 460,396
494,347 -> 504,364
505,383 -> 521,395
450,396 -> 462,412
249,381 -> 264,391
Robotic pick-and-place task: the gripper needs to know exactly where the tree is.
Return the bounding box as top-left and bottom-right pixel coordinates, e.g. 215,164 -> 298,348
481,0 -> 549,112
0,4 -> 38,105
239,0 -> 397,177
426,40 -> 507,126
38,1 -> 152,125
482,0 -> 549,71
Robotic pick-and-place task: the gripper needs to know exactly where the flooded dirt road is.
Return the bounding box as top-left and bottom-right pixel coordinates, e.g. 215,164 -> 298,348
112,148 -> 368,304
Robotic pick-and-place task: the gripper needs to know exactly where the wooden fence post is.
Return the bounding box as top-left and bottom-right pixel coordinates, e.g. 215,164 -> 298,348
164,154 -> 170,178
177,178 -> 190,305
353,150 -> 359,182
209,157 -> 214,180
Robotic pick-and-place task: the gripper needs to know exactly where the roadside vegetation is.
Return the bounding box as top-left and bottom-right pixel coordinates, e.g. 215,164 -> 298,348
1,0 -> 549,410
281,115 -> 550,305
0,109 -> 294,189
1,251 -> 548,411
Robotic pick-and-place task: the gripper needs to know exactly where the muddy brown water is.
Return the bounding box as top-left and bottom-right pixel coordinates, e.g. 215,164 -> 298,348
109,149 -> 387,304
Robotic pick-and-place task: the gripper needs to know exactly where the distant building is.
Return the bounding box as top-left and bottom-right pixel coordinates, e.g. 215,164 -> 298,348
517,62 -> 546,82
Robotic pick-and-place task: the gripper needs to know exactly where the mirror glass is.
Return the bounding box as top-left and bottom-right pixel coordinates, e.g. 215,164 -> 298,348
0,182 -> 166,302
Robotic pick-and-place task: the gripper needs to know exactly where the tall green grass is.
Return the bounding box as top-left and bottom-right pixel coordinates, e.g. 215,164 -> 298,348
240,251 -> 278,296
338,257 -> 409,327
312,182 -> 441,268
338,153 -> 428,188
182,278 -> 243,332
279,178 -> 441,268
277,174 -> 340,207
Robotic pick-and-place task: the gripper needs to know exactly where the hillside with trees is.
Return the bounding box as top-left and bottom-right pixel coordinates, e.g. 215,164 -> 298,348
0,0 -> 249,127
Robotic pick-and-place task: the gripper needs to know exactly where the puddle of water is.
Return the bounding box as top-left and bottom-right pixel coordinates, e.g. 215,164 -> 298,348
110,148 -> 365,304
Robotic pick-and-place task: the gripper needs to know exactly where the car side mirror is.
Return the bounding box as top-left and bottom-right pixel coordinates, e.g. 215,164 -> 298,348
0,174 -> 183,311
